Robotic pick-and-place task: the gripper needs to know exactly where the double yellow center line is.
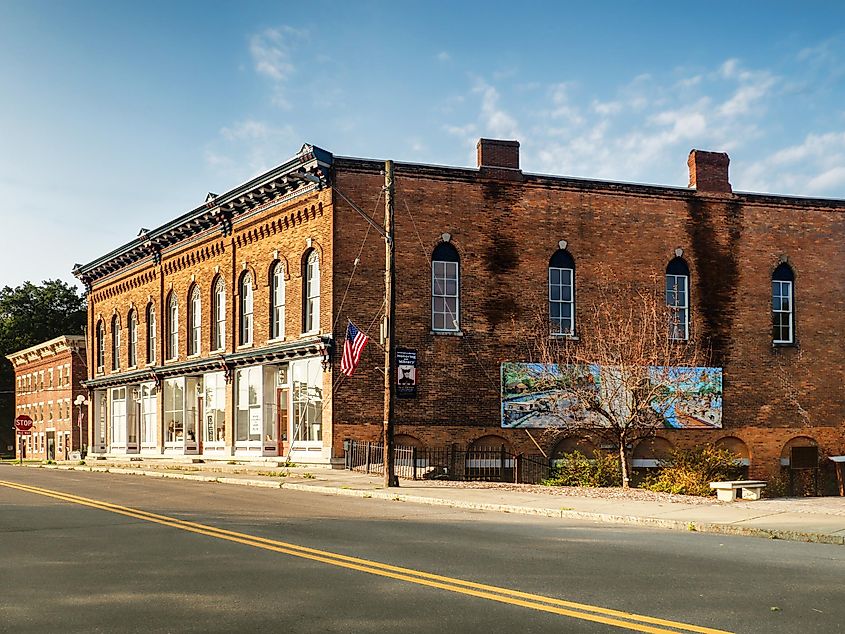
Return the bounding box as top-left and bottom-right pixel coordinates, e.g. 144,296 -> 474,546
0,479 -> 731,634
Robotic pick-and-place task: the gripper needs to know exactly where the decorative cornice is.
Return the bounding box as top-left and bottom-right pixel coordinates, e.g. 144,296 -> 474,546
73,144 -> 333,287
6,335 -> 87,367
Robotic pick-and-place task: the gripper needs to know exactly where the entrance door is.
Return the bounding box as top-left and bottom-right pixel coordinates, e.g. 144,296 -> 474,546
276,388 -> 289,454
184,395 -> 200,455
46,431 -> 55,461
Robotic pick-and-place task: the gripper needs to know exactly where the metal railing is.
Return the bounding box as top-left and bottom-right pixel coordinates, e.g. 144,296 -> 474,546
344,440 -> 552,484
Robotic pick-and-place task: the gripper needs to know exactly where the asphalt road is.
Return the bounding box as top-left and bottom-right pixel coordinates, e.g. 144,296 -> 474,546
1,467 -> 844,633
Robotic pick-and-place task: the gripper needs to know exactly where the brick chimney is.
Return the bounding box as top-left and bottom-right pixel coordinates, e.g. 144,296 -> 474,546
688,149 -> 732,194
477,138 -> 522,180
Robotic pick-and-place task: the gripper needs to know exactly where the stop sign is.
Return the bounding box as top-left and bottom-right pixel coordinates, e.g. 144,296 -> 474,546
14,415 -> 33,435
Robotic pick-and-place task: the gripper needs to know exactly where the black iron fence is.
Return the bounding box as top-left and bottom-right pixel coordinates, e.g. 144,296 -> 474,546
344,440 -> 552,484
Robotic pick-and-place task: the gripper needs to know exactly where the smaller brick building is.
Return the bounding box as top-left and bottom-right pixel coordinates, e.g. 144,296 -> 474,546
7,336 -> 88,460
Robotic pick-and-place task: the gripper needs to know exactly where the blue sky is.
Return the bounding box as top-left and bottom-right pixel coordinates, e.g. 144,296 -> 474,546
2,1 -> 845,288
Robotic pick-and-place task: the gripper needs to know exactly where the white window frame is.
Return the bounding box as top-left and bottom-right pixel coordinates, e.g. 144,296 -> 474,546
189,288 -> 202,356
431,260 -> 460,332
110,387 -> 127,450
303,252 -> 320,334
140,382 -> 157,450
271,263 -> 285,340
163,378 -> 185,448
666,273 -> 689,341
549,266 -> 575,336
772,280 -> 794,344
167,297 -> 178,361
290,358 -> 323,447
213,280 -> 226,352
147,305 -> 157,364
240,274 -> 254,346
112,318 -> 121,371
203,371 -> 227,449
235,366 -> 263,450
128,310 -> 138,367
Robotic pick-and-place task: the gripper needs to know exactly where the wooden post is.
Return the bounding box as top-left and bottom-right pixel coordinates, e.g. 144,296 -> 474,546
383,160 -> 397,488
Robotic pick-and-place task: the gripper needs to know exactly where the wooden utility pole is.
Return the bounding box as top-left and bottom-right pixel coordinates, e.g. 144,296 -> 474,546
383,160 -> 397,488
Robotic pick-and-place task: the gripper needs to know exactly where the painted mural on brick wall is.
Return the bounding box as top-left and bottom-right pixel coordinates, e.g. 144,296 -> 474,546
500,362 -> 722,429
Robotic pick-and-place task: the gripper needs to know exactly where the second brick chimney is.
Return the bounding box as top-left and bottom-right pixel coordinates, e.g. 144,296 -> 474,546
477,138 -> 522,180
688,149 -> 732,194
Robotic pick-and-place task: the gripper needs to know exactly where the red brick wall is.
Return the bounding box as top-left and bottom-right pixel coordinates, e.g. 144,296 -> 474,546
330,161 -> 845,477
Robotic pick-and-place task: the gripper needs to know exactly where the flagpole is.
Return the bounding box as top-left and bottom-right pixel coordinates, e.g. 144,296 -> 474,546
383,160 -> 397,488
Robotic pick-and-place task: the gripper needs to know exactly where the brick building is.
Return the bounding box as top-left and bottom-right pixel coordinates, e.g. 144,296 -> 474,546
73,140 -> 845,476
7,335 -> 88,460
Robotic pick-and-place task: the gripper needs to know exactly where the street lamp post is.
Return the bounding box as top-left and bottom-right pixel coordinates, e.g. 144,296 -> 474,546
74,394 -> 88,458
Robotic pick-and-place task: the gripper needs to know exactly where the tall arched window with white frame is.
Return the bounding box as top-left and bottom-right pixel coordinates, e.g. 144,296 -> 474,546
127,309 -> 138,367
303,251 -> 320,334
431,242 -> 460,332
666,257 -> 690,341
271,262 -> 285,339
212,279 -> 225,351
772,263 -> 795,344
167,294 -> 178,360
549,249 -> 575,336
240,273 -> 254,346
95,320 -> 105,372
146,303 -> 157,364
189,286 -> 201,356
111,315 -> 121,371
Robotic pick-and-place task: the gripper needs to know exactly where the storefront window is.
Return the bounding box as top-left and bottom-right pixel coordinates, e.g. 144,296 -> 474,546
292,358 -> 323,443
164,378 -> 184,445
236,366 -> 262,443
140,383 -> 157,448
204,372 -> 226,444
110,387 -> 127,447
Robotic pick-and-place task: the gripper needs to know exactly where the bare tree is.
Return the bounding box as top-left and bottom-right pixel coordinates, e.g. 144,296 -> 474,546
511,272 -> 713,487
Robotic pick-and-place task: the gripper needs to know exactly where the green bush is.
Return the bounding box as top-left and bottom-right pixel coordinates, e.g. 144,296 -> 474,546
640,445 -> 743,496
543,450 -> 622,488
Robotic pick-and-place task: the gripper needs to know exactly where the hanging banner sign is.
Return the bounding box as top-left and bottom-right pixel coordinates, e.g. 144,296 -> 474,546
396,348 -> 417,398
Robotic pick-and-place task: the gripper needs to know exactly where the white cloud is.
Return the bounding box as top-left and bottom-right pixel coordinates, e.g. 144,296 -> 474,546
248,26 -> 307,108
205,119 -> 298,183
473,79 -> 520,139
436,51 -> 450,62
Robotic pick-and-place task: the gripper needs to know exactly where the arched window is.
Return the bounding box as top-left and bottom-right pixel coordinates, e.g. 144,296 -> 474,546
271,262 -> 285,339
212,279 -> 225,352
188,286 -> 201,356
432,242 -> 460,332
303,250 -> 320,334
111,315 -> 121,371
666,257 -> 690,341
772,263 -> 795,344
127,309 -> 138,367
95,320 -> 105,371
549,249 -> 575,336
167,294 -> 178,360
240,273 -> 254,346
146,303 -> 157,364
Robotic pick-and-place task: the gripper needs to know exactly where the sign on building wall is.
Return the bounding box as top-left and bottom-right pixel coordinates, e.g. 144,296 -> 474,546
500,362 -> 722,429
396,348 -> 417,398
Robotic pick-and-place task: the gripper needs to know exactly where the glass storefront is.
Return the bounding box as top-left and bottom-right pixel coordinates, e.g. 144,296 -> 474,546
203,371 -> 226,451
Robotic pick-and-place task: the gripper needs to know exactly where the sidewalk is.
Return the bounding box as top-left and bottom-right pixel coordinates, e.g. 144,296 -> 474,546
17,458 -> 845,546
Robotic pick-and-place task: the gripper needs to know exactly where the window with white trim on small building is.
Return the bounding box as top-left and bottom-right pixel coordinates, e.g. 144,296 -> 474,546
164,378 -> 184,445
111,316 -> 121,371
95,321 -> 105,371
291,358 -> 323,444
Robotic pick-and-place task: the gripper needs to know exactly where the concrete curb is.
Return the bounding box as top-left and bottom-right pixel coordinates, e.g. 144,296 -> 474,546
20,463 -> 845,547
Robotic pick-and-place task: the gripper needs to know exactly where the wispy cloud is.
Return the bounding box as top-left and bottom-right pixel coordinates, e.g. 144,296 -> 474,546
249,26 -> 307,108
436,51 -> 450,62
205,119 -> 297,184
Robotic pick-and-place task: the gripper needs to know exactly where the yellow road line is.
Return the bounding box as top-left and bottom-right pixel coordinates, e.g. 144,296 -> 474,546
0,479 -> 732,634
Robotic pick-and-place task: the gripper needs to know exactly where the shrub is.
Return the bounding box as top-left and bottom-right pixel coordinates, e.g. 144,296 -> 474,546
543,450 -> 622,488
640,445 -> 743,496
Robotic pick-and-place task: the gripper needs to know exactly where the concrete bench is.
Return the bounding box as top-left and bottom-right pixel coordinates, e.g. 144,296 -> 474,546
709,480 -> 767,502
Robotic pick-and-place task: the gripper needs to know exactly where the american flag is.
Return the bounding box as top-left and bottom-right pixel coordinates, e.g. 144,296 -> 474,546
340,321 -> 370,377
